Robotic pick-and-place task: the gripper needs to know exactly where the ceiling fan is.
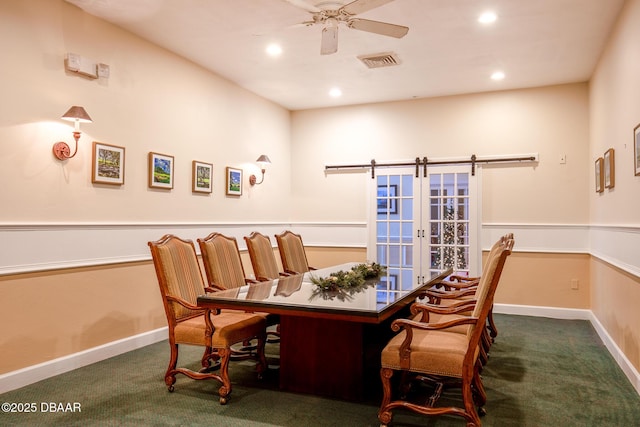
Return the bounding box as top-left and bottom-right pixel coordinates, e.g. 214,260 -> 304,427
283,0 -> 409,55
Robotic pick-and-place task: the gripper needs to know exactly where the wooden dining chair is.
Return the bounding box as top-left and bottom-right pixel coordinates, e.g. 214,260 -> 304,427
378,235 -> 513,427
244,232 -> 288,281
274,230 -> 316,274
198,232 -> 280,342
414,234 -> 514,366
148,234 -> 267,404
423,233 -> 514,343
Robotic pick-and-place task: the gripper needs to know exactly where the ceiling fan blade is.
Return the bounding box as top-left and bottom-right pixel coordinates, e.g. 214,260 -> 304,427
342,0 -> 396,15
282,0 -> 321,13
320,26 -> 338,55
349,18 -> 408,38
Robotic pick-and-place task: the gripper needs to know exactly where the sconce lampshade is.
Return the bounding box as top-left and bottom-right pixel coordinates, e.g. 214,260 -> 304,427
61,106 -> 92,123
256,154 -> 271,169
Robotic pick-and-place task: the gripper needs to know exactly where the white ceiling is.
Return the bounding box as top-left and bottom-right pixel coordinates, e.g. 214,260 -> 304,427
66,0 -> 625,111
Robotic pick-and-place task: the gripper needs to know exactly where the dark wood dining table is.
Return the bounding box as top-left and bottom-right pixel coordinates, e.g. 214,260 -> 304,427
197,263 -> 452,401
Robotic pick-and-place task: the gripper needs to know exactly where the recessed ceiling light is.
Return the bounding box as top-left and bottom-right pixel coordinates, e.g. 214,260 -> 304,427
491,71 -> 505,81
329,87 -> 342,97
478,11 -> 497,25
266,43 -> 282,57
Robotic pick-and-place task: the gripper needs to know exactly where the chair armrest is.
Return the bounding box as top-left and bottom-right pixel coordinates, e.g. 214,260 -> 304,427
206,282 -> 227,291
449,274 -> 480,282
410,301 -> 476,321
166,295 -> 205,312
418,288 -> 476,304
440,279 -> 480,291
393,315 -> 478,333
245,277 -> 258,284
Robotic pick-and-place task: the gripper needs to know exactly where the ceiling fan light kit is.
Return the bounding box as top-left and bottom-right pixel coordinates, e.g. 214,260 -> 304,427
285,0 -> 408,55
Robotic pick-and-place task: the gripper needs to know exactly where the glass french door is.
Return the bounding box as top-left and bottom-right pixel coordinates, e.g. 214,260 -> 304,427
371,170 -> 419,300
369,166 -> 480,297
425,167 -> 479,278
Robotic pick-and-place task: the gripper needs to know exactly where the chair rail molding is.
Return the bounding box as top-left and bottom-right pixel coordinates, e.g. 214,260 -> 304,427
1,222 -> 638,278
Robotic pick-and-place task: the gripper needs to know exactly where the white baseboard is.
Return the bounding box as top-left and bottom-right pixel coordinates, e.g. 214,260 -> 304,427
0,327 -> 168,394
493,304 -> 640,396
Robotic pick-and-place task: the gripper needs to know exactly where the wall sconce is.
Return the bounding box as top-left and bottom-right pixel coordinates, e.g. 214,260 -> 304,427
249,155 -> 271,185
52,106 -> 92,160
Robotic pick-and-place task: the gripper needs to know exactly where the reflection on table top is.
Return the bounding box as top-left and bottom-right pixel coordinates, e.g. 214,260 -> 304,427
197,262 -> 452,323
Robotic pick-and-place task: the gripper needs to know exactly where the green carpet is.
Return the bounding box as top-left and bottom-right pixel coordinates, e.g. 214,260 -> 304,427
1,315 -> 639,426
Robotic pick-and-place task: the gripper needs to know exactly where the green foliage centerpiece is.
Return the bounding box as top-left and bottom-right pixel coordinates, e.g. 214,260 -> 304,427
310,262 -> 386,301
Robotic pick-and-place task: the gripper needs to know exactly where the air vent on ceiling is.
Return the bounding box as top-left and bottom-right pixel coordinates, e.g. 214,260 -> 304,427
358,52 -> 400,69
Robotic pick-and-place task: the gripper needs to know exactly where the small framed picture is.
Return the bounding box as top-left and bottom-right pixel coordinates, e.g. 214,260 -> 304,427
634,123 -> 640,176
226,167 -> 243,196
595,157 -> 604,193
192,161 -> 213,193
148,152 -> 174,189
604,148 -> 615,189
92,142 -> 125,185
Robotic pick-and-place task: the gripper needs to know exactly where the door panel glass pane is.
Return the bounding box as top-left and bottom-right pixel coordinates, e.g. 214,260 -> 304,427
388,245 -> 400,267
376,223 -> 387,242
377,245 -> 387,264
389,222 -> 400,242
401,199 -> 412,220
401,269 -> 414,290
402,223 -> 413,243
402,175 -> 413,196
402,245 -> 412,268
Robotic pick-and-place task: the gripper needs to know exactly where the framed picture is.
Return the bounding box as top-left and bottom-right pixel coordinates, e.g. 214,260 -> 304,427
148,152 -> 174,189
634,123 -> 640,176
377,184 -> 398,215
92,142 -> 125,185
192,161 -> 213,193
604,148 -> 615,189
225,167 -> 243,196
595,157 -> 604,193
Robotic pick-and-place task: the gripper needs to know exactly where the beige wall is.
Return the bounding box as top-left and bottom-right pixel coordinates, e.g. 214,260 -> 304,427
0,0 -> 291,224
0,262 -> 163,373
290,84 -> 590,223
0,0 -> 638,383
494,252 -> 590,309
589,0 -> 640,373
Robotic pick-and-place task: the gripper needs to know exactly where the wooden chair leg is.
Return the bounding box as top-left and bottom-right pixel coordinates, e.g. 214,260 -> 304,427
216,348 -> 232,405
461,379 -> 482,427
378,368 -> 395,427
165,343 -> 179,392
255,334 -> 267,379
487,305 -> 498,341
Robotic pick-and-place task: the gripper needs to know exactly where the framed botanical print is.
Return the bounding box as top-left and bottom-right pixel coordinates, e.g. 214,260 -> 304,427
604,148 -> 615,189
192,161 -> 213,193
595,157 -> 604,193
148,152 -> 174,189
92,142 -> 125,185
226,167 -> 242,196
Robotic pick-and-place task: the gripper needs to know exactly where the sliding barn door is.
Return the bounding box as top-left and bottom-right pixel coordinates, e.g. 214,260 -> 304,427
369,165 -> 480,297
